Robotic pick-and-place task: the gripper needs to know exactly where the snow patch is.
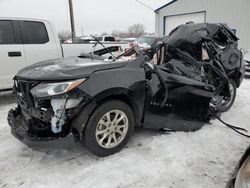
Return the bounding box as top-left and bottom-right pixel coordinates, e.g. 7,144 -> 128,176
0,80 -> 250,188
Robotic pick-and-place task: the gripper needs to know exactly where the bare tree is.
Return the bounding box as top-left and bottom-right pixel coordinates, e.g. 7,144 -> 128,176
99,32 -> 109,37
128,24 -> 145,38
111,30 -> 121,37
58,30 -> 72,41
110,24 -> 147,39
111,30 -> 126,38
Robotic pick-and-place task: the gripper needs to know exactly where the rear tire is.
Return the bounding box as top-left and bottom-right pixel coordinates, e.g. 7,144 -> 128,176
84,100 -> 134,157
215,79 -> 237,112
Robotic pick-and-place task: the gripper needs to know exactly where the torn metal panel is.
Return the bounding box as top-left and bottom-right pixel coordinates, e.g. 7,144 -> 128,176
162,23 -> 244,99
142,23 -> 245,130
166,23 -> 238,61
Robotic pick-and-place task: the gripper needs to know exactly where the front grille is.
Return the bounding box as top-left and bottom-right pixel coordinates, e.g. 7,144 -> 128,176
15,78 -> 39,107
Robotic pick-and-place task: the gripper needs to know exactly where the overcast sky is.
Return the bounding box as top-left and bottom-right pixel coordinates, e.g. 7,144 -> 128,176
0,0 -> 171,36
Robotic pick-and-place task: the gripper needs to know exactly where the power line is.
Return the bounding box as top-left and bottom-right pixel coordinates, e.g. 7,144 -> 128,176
134,0 -> 155,11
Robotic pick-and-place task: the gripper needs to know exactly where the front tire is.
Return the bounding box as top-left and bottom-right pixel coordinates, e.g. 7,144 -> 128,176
84,100 -> 135,157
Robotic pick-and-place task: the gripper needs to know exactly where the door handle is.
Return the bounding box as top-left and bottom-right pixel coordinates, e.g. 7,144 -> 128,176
8,52 -> 22,57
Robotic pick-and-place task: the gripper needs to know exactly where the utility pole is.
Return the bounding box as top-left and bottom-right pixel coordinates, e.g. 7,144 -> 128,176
68,0 -> 76,43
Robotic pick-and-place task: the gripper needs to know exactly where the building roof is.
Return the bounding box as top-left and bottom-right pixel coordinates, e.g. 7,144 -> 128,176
155,0 -> 178,12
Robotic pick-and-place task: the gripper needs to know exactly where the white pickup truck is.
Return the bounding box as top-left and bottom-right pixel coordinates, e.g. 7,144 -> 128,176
0,18 -> 128,90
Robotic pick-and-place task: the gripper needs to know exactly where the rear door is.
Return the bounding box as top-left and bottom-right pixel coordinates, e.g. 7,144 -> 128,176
143,65 -> 211,131
0,20 -> 25,90
20,20 -> 61,66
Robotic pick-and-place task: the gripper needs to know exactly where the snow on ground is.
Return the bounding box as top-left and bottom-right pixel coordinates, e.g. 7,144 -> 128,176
0,80 -> 250,188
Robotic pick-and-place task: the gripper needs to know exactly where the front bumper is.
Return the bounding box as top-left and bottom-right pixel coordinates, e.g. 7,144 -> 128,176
8,108 -> 73,147
9,77 -> 92,147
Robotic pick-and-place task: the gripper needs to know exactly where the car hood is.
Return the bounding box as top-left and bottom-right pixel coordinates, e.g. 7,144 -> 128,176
16,57 -> 127,81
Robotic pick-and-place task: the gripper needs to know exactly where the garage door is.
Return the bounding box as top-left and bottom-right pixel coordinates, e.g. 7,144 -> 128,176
164,12 -> 206,35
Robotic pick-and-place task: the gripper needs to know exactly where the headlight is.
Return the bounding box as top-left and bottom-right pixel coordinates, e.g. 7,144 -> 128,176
30,78 -> 86,98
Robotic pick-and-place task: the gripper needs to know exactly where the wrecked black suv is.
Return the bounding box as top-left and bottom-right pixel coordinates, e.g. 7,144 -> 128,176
8,23 -> 245,156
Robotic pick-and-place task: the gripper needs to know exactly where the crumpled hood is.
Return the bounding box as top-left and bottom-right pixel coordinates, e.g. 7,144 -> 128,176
16,57 -> 126,81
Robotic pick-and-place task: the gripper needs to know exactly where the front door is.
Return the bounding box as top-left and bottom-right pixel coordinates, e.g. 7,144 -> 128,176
0,20 -> 25,90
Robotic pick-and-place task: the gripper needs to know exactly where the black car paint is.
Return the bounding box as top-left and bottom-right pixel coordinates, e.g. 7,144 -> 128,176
164,23 -> 245,85
9,55 -> 148,143
71,55 -> 147,136
16,56 -> 127,81
143,67 -> 214,131
9,53 -> 212,143
8,23 -> 245,146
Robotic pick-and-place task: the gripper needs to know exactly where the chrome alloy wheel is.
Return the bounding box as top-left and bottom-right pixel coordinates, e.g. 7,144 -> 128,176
95,110 -> 129,149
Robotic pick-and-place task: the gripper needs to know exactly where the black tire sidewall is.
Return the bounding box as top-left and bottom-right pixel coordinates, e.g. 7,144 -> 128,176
84,100 -> 135,157
219,79 -> 237,112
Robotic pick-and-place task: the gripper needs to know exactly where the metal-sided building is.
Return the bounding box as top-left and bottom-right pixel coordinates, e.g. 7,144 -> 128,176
155,0 -> 250,50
